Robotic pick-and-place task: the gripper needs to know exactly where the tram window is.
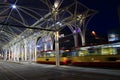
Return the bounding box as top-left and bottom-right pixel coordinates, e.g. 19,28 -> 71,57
71,51 -> 79,57
61,51 -> 71,57
62,52 -> 68,57
46,51 -> 55,57
117,47 -> 120,54
71,51 -> 76,56
88,48 -> 96,55
37,52 -> 45,57
102,48 -> 113,55
96,48 -> 102,55
78,50 -> 87,56
46,53 -> 50,57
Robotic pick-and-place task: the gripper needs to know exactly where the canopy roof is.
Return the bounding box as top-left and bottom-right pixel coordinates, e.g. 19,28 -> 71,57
0,0 -> 96,48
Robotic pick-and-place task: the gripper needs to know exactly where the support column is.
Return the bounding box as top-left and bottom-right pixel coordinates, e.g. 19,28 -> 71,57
24,45 -> 27,61
34,44 -> 37,62
81,34 -> 85,46
21,45 -> 24,61
17,45 -> 20,62
29,44 -> 32,63
24,40 -> 27,61
14,45 -> 17,62
4,50 -> 7,61
55,31 -> 60,67
13,47 -> 15,61
11,46 -> 14,61
9,49 -> 11,61
74,33 -> 78,47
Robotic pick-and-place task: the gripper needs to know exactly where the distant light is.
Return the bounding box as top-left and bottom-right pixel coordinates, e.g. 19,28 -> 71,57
73,30 -> 77,33
65,50 -> 69,52
108,34 -> 119,42
56,22 -> 62,26
12,4 -> 17,9
37,45 -> 40,47
92,31 -> 96,36
47,51 -> 52,53
110,34 -> 116,38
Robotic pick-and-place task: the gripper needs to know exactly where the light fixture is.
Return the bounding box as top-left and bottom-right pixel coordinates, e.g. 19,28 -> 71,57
54,1 -> 59,8
12,4 -> 17,9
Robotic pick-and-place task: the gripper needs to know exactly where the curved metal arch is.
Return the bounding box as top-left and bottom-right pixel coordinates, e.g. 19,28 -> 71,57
18,6 -> 46,19
1,0 -> 96,49
29,0 -> 96,48
43,1 -> 90,31
0,24 -> 22,36
1,26 -> 17,35
0,7 -> 10,15
41,0 -> 54,11
8,16 -> 29,27
0,35 -> 10,42
0,31 -> 15,40
17,7 -> 39,21
6,25 -> 23,34
36,35 -> 53,51
37,7 -> 74,31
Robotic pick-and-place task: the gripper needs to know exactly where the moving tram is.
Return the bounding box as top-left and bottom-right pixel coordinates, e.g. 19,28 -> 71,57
36,42 -> 120,67
36,50 -> 72,65
71,42 -> 120,67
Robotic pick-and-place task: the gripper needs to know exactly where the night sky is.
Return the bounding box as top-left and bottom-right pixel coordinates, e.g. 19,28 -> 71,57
79,0 -> 120,37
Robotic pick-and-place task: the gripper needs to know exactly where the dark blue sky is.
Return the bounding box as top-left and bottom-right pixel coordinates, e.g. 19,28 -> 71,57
79,0 -> 120,37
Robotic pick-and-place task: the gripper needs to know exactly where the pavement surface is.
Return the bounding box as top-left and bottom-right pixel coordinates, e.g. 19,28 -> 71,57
0,61 -> 120,80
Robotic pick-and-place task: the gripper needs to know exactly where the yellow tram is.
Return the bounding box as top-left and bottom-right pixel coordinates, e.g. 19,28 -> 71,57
36,42 -> 120,67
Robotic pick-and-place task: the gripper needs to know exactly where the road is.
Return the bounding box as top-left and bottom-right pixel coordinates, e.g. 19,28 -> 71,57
0,61 -> 120,80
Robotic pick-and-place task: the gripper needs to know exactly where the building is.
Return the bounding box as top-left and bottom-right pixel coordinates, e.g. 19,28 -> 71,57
108,28 -> 120,42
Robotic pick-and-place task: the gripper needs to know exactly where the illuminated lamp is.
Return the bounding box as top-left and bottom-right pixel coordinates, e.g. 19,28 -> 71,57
12,4 -> 17,9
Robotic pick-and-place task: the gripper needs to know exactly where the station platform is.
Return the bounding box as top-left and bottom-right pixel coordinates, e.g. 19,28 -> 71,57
0,61 -> 120,80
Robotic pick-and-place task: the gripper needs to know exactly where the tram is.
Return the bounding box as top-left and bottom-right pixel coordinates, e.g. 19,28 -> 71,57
36,50 -> 72,65
71,42 -> 120,67
36,42 -> 120,67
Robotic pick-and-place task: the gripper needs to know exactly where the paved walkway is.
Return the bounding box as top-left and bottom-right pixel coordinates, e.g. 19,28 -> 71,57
0,61 -> 120,80
11,61 -> 120,76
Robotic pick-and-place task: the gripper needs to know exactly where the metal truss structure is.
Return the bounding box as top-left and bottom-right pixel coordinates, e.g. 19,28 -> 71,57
0,0 -> 96,65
